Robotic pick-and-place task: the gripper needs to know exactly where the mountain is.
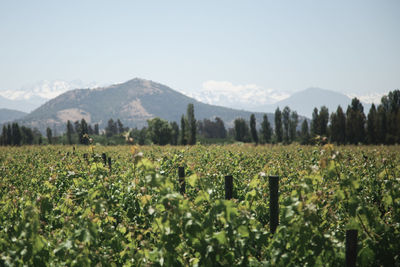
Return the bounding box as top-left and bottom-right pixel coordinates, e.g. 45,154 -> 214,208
17,78 -> 300,133
0,80 -> 100,112
0,108 -> 27,124
0,95 -> 46,113
265,87 -> 371,117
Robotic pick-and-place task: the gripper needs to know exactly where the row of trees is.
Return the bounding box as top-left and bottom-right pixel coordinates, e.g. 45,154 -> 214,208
0,123 -> 42,146
143,104 -> 197,145
1,90 -> 399,146
228,89 -> 400,145
305,90 -> 400,145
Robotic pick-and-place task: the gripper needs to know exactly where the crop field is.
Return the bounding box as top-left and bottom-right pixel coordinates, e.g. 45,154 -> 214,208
0,144 -> 399,266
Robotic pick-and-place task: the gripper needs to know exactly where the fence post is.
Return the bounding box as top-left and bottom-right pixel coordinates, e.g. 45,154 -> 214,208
269,175 -> 279,234
225,175 -> 233,200
346,229 -> 358,267
178,167 -> 185,195
108,157 -> 112,172
102,153 -> 107,166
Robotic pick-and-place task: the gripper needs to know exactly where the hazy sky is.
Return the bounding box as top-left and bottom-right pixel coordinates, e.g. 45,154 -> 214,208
1,0 -> 399,97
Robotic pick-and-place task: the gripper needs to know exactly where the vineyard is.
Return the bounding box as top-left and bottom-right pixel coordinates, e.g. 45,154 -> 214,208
0,144 -> 399,266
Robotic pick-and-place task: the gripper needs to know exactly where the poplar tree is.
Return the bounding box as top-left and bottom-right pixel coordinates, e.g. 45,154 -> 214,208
250,114 -> 258,144
300,120 -> 310,145
274,108 -> 283,143
260,114 -> 272,144
46,127 -> 53,144
282,106 -> 290,144
187,104 -> 196,145
366,104 -> 378,144
180,115 -> 187,145
66,120 -> 74,145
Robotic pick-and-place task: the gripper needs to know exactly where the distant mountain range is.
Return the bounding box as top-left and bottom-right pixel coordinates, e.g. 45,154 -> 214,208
1,78 -> 383,133
0,95 -> 46,113
0,80 -> 100,113
0,109 -> 27,124
14,78 -> 291,133
264,87 -> 372,117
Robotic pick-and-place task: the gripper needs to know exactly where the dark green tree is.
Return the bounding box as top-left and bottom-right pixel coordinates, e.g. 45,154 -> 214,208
187,104 -> 196,145
300,120 -> 310,145
289,111 -> 299,142
346,98 -> 366,144
282,106 -> 290,144
198,117 -> 226,139
329,106 -> 346,145
170,121 -> 179,145
80,119 -> 89,145
310,108 -> 319,137
117,119 -> 127,134
274,108 -> 283,143
376,104 -> 387,144
66,120 -> 74,145
46,127 -> 53,145
7,124 -> 12,145
366,104 -> 378,144
319,106 -> 329,136
234,118 -> 250,142
147,117 -> 172,145
180,115 -> 187,145
105,119 -> 117,137
21,126 -> 34,145
250,114 -> 258,144
260,114 -> 272,144
0,125 -> 6,145
11,123 -> 21,146
94,124 -> 99,135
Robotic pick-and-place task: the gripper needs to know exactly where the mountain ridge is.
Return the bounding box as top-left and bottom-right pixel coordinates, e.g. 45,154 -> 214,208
0,108 -> 27,124
263,87 -> 372,117
16,78 -> 294,133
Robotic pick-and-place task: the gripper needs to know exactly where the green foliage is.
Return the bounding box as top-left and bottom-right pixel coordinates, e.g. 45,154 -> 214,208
260,114 -> 272,144
187,103 -> 197,145
250,114 -> 258,144
274,108 -> 283,143
1,144 -> 399,265
147,117 -> 172,145
234,118 -> 250,142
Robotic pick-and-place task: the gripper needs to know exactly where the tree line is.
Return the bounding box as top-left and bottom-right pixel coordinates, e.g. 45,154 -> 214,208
1,89 -> 399,146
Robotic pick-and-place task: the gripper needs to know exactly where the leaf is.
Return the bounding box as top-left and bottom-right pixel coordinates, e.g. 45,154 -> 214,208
359,247 -> 375,266
213,231 -> 227,245
383,195 -> 393,208
195,190 -> 209,204
187,174 -> 198,187
238,225 -> 249,237
249,177 -> 260,188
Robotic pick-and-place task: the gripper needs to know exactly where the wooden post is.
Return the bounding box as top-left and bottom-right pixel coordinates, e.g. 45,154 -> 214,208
108,157 -> 112,172
346,229 -> 358,267
178,167 -> 185,195
225,175 -> 233,200
269,175 -> 279,234
102,153 -> 107,166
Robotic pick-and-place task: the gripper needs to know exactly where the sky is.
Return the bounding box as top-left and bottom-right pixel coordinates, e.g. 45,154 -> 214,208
0,0 -> 399,104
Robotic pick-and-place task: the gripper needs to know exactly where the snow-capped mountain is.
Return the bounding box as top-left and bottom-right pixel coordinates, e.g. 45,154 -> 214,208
188,80 -> 290,111
0,80 -> 100,112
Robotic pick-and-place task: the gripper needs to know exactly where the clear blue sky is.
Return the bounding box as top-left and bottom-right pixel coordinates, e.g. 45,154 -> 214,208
1,0 -> 399,95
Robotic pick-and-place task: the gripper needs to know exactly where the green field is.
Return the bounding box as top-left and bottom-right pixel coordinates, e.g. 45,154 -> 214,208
0,144 -> 399,266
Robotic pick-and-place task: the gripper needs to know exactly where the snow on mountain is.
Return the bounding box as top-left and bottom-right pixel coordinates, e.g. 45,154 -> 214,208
0,80 -> 100,100
0,80 -> 101,112
188,80 -> 290,111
